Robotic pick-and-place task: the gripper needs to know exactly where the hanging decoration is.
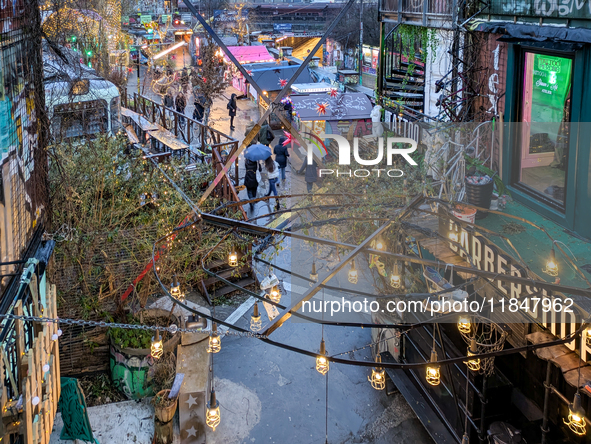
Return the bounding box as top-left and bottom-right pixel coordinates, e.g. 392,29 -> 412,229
465,338 -> 480,372
151,330 -> 164,359
348,260 -> 358,284
368,355 -> 386,390
206,390 -> 221,431
328,88 -> 338,98
316,339 -> 329,375
250,302 -> 262,332
565,393 -> 587,436
426,349 -> 441,386
316,102 -> 329,116
279,78 -> 288,87
457,316 -> 471,335
208,323 -> 221,353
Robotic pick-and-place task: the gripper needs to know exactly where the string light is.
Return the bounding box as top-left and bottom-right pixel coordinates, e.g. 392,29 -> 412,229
309,261 -> 318,287
368,355 -> 385,390
458,316 -> 471,335
390,262 -> 401,289
170,275 -> 184,303
250,302 -> 262,332
206,389 -> 221,431
348,260 -> 358,284
565,393 -> 586,436
316,339 -> 329,375
465,339 -> 480,372
269,286 -> 281,304
544,246 -> 558,277
228,248 -> 238,267
208,323 -> 221,353
426,349 -> 441,386
151,330 -> 163,359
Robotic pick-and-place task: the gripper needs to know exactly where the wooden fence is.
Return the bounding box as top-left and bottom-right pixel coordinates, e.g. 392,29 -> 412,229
1,284 -> 61,443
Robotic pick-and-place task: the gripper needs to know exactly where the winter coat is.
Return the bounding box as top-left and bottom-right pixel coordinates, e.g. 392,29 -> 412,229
245,158 -> 260,173
258,122 -> 273,146
244,169 -> 258,190
193,102 -> 205,121
164,95 -> 174,108
298,161 -> 318,183
273,141 -> 289,168
175,95 -> 186,112
267,161 -> 280,180
227,99 -> 237,117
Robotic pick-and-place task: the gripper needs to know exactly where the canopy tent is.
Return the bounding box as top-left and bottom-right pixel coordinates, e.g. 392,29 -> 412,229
222,46 -> 274,64
290,92 -> 373,121
249,65 -> 313,93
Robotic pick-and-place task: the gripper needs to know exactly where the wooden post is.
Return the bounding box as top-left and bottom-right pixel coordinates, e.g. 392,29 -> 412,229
153,418 -> 174,444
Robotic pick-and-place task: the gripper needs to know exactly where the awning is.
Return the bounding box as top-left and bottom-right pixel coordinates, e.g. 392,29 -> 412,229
469,20 -> 591,46
124,124 -> 139,144
291,92 -> 373,121
148,129 -> 189,150
223,45 -> 274,64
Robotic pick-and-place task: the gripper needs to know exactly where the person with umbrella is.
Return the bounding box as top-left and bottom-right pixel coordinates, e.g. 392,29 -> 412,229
244,143 -> 272,196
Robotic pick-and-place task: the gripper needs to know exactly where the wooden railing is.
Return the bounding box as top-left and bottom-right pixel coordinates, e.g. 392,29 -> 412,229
122,91 -> 246,220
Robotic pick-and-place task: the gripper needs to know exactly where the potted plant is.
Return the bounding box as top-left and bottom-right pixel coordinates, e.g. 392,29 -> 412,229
464,155 -> 508,219
149,352 -> 178,423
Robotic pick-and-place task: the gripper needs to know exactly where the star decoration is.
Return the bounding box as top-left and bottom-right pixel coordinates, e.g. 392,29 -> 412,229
328,88 -> 338,98
246,70 -> 253,76
186,426 -> 198,438
282,130 -> 298,146
185,394 -> 198,408
275,58 -> 282,65
279,78 -> 288,87
316,102 -> 329,115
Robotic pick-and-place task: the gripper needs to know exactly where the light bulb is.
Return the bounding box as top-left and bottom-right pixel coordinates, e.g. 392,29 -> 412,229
348,260 -> 358,284
170,275 -> 184,303
250,302 -> 262,332
228,249 -> 238,267
316,339 -> 329,375
375,239 -> 385,251
32,397 -> 40,406
43,364 -> 50,373
269,286 -> 281,304
565,393 -> 587,436
208,324 -> 221,353
206,390 -> 221,431
368,355 -> 386,390
151,330 -> 163,359
57,329 -> 62,337
544,247 -> 558,277
390,262 -> 401,289
465,339 -> 480,372
309,262 -> 318,287
426,349 -> 441,386
457,316 -> 471,335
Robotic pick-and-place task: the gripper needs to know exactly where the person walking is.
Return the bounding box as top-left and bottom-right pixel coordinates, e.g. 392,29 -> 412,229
227,93 -> 237,131
193,94 -> 205,122
258,118 -> 273,146
273,136 -> 289,187
298,159 -> 318,193
164,91 -> 174,109
264,157 -> 280,210
175,92 -> 186,126
244,158 -> 260,212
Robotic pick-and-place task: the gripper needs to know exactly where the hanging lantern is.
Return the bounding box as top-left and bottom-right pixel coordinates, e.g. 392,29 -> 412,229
207,324 -> 221,353
310,262 -> 318,287
170,275 -> 184,303
250,302 -> 262,332
228,248 -> 238,267
465,339 -> 480,372
374,238 -> 385,252
368,355 -> 386,390
390,262 -> 401,289
426,349 -> 441,386
269,286 -> 281,304
206,390 -> 221,431
316,339 -> 329,375
348,260 -> 358,284
544,246 -> 558,277
151,330 -> 164,360
565,393 -> 587,436
458,315 -> 471,335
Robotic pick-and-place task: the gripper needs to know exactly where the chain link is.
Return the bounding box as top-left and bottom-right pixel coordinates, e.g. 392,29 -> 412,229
0,313 -> 268,339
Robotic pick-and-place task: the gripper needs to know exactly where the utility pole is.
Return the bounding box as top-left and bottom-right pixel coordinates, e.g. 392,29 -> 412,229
359,0 -> 363,86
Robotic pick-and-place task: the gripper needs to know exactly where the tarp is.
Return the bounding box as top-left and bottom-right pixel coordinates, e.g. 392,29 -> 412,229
223,46 -> 274,64
470,20 -> 591,45
291,92 -> 373,121
250,65 -> 313,92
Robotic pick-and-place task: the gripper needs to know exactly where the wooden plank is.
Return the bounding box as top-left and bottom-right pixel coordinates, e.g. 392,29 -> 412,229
22,352 -> 33,443
14,301 -> 25,390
